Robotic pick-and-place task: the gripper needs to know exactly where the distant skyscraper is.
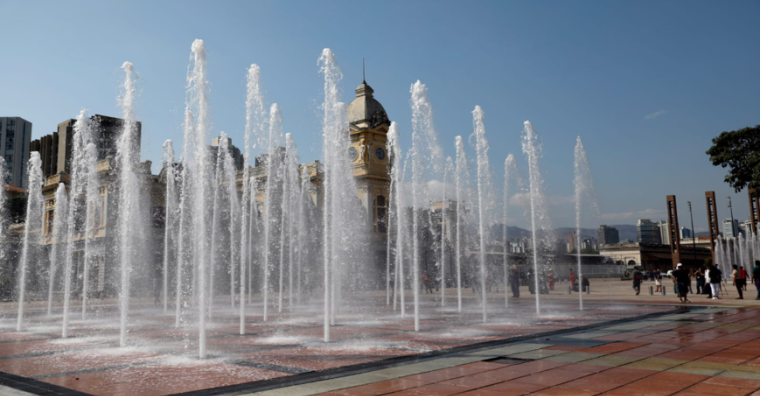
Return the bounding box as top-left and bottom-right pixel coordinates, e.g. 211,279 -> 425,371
567,230 -> 578,253
679,227 -> 692,239
723,218 -> 740,238
637,219 -> 662,244
597,225 -> 619,246
658,220 -> 670,245
0,117 -> 32,189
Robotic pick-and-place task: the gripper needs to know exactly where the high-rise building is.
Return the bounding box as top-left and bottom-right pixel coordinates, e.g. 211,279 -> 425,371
658,220 -> 670,245
597,225 -> 619,246
567,231 -> 578,252
0,117 -> 32,188
679,227 -> 692,239
723,218 -> 740,238
29,114 -> 141,178
637,219 -> 662,244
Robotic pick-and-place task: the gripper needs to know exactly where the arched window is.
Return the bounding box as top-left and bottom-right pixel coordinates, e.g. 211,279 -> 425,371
375,195 -> 387,233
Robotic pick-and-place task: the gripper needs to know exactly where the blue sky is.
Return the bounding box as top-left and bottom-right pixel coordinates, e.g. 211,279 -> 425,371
0,0 -> 758,231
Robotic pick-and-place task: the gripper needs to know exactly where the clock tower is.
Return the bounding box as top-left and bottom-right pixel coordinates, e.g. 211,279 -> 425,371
346,79 -> 390,241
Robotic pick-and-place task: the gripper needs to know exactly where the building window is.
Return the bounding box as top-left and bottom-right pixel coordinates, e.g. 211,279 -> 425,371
7,119 -> 14,126
46,210 -> 55,236
374,195 -> 387,233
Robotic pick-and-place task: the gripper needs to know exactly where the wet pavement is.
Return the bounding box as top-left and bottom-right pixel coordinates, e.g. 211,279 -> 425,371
0,280 -> 752,395
304,307 -> 760,396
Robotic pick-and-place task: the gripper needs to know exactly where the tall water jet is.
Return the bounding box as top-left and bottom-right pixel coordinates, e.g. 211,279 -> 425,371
63,109 -> 95,335
283,133 -> 299,309
441,157 -> 454,306
46,184 -> 68,317
208,133 -> 226,316
16,153 -> 43,331
115,61 -> 143,347
240,64 -> 265,333
186,40 -> 213,358
176,109 -> 194,329
318,48 -> 358,341
162,140 -> 177,314
454,136 -> 470,313
521,121 -> 549,315
386,123 -> 399,306
502,154 -> 518,307
470,106 -> 494,323
296,166 -> 313,306
80,144 -> 99,319
221,134 -> 241,313
573,137 -> 598,311
388,125 -> 406,314
262,103 -> 283,321
409,80 -> 443,331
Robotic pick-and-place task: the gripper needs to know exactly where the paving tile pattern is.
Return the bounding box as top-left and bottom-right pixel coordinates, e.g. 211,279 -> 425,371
0,295 -> 673,396
314,307 -> 760,396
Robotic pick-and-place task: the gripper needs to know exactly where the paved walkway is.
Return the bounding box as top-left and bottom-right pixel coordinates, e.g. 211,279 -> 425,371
252,306 -> 760,396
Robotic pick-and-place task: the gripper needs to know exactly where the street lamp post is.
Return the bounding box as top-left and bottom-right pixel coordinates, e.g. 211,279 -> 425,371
728,196 -> 736,237
688,201 -> 697,267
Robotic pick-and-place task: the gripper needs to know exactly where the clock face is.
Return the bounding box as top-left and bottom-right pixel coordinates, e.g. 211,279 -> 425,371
375,147 -> 386,160
348,146 -> 358,160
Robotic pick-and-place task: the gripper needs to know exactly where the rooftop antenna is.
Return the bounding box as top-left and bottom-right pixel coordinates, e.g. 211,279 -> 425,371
363,57 -> 366,83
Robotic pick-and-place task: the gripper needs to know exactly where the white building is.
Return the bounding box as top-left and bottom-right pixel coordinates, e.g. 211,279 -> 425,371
0,117 -> 32,189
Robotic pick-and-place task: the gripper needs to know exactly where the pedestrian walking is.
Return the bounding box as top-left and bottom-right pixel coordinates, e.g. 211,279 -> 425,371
509,266 -> 520,298
733,265 -> 745,300
654,268 -> 662,292
672,263 -> 690,303
570,269 -> 575,290
695,267 -> 705,295
633,266 -> 643,295
548,269 -> 555,291
709,264 -> 722,299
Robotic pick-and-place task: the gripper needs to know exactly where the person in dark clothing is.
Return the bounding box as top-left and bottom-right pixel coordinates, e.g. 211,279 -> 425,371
509,266 -> 520,298
672,263 -> 690,303
527,269 -> 536,294
632,267 -> 643,295
709,264 -> 722,299
733,265 -> 745,300
581,276 -> 590,293
695,268 -> 705,295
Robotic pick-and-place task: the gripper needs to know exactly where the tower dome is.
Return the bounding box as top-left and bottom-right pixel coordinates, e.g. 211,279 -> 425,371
346,80 -> 389,130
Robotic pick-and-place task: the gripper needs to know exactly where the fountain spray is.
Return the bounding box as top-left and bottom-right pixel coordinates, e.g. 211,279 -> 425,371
16,153 -> 43,331
441,157 -> 454,307
240,64 -> 265,333
410,80 -> 443,331
454,136 -> 469,313
470,106 -> 493,323
162,140 -> 177,314
503,154 -> 518,307
47,184 -> 68,317
573,137 -> 598,311
521,121 -> 546,316
115,61 -> 142,347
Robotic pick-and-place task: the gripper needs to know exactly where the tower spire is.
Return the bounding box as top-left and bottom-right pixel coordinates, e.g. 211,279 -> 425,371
363,57 -> 366,83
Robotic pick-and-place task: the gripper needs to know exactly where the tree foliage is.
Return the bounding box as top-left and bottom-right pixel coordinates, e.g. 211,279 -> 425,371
707,125 -> 760,196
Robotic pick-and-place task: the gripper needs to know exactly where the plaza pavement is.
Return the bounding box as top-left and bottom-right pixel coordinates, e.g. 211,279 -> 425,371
0,278 -> 756,396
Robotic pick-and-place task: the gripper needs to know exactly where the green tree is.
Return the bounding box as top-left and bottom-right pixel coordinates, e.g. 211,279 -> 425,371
706,125 -> 760,195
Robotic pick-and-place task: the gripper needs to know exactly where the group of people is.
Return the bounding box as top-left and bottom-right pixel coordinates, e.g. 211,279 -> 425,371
633,260 -> 760,302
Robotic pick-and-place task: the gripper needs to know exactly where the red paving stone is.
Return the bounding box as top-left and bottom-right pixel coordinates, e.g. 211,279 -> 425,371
2,294 -> 757,396
317,307 -> 760,395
